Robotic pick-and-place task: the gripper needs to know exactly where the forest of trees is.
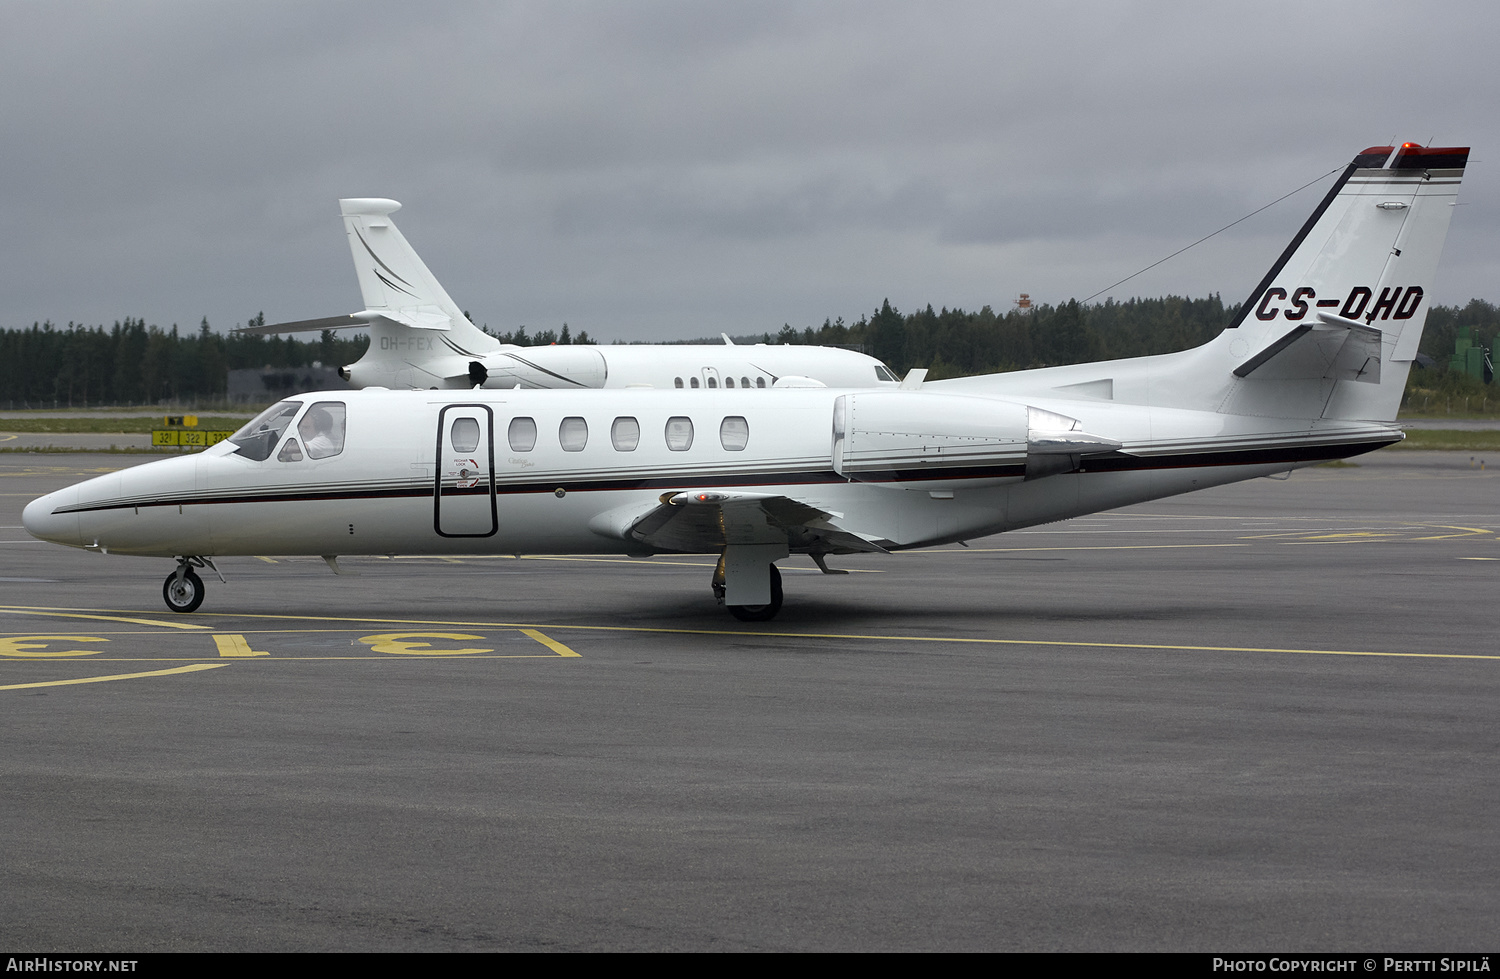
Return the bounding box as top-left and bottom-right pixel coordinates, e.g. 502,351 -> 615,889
2,297 -> 1496,407
714,296 -> 1500,383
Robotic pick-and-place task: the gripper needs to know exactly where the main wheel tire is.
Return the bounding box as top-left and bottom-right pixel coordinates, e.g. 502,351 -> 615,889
728,564 -> 782,622
162,568 -> 205,613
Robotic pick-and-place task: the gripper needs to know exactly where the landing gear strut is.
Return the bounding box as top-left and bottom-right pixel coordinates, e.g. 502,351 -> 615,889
162,556 -> 219,613
713,553 -> 783,621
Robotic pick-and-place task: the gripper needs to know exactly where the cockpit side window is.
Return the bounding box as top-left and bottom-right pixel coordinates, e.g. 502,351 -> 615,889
228,401 -> 301,462
298,401 -> 347,460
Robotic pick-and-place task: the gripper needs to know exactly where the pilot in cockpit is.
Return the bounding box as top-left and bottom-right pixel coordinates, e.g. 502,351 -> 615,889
300,405 -> 344,459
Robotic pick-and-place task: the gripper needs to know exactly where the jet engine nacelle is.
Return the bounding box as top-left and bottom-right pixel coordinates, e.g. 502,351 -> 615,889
831,392 -> 1122,488
832,392 -> 1029,488
475,345 -> 609,389
342,345 -> 611,391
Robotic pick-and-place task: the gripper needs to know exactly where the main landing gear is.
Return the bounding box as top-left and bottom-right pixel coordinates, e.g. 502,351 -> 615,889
162,556 -> 220,613
712,551 -> 784,622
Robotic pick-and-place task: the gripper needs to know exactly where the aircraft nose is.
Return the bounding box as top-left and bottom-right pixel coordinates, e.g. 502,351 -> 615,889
22,487 -> 82,547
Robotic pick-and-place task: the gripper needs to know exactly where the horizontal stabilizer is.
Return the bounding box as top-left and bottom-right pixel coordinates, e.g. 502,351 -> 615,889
358,308 -> 452,331
1234,316 -> 1383,383
236,308 -> 455,336
235,314 -> 365,336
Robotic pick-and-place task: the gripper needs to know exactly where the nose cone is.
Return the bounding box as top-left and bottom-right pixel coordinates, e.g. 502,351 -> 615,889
23,487 -> 82,547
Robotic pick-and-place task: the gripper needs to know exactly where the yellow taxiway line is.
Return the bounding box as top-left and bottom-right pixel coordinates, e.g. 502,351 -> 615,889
0,607 -> 210,629
0,663 -> 228,690
2,604 -> 1497,662
5,605 -> 1492,663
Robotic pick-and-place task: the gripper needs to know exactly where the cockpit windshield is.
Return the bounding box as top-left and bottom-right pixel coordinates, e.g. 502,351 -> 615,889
227,401 -> 301,462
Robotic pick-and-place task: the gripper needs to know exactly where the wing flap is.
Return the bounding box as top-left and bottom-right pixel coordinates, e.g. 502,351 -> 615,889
617,490 -> 888,555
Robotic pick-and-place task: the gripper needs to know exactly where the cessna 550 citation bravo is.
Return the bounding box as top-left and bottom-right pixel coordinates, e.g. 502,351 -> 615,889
236,197 -> 901,392
25,144 -> 1467,620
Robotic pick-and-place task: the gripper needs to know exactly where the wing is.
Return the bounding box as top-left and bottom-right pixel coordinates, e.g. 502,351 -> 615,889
599,490 -> 889,555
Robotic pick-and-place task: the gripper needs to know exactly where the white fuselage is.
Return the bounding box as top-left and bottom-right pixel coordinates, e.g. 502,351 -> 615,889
23,385 -> 1400,561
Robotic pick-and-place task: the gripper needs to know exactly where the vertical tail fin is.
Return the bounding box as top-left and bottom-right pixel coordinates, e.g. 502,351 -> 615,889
1221,144 -> 1468,421
338,198 -> 500,352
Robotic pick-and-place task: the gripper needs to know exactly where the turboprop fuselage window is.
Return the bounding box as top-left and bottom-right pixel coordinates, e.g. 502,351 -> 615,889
450,417 -> 480,454
298,401 -> 347,459
720,416 -> 749,451
725,377 -> 735,388
560,416 -> 588,451
508,417 -> 537,452
228,401 -> 300,462
665,416 -> 694,451
756,377 -> 766,388
611,416 -> 640,451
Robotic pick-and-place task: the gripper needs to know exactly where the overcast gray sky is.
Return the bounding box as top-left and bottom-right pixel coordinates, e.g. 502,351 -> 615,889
2,0 -> 1495,341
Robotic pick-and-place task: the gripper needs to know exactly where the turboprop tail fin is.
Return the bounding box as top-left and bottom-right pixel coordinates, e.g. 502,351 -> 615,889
1218,143 -> 1468,421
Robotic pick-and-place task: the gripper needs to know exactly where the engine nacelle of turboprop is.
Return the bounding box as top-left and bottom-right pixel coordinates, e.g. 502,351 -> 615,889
832,392 -> 1031,488
480,346 -> 609,389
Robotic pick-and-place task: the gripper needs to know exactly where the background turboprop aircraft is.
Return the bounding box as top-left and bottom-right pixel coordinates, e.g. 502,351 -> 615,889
235,198 -> 902,392
25,144 -> 1467,621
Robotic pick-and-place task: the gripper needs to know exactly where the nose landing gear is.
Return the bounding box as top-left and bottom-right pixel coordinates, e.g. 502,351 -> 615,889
161,556 -> 221,613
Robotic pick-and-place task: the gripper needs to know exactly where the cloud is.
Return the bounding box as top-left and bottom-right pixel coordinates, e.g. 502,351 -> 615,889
1,0 -> 1494,339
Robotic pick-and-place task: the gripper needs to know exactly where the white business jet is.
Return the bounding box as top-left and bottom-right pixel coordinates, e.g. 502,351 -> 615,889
26,144 -> 1466,621
236,198 -> 900,392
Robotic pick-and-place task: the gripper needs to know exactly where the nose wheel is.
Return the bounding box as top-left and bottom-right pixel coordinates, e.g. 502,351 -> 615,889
161,556 -> 219,613
163,567 -> 205,613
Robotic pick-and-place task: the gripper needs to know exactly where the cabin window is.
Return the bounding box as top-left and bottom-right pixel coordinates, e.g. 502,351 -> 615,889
690,377 -> 700,389
876,365 -> 898,382
508,416 -> 537,452
298,401 -> 347,460
707,376 -> 718,388
559,416 -> 588,452
725,377 -> 735,389
719,416 -> 749,451
755,377 -> 766,388
277,438 -> 304,463
611,416 -> 640,451
228,400 -> 301,462
664,416 -> 694,451
674,377 -> 684,389
449,417 -> 480,454
741,377 -> 750,389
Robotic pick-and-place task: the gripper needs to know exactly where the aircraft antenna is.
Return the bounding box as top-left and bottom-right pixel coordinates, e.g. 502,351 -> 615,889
1079,165 -> 1342,305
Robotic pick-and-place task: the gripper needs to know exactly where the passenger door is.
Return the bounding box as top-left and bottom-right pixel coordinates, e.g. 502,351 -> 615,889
434,405 -> 497,537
